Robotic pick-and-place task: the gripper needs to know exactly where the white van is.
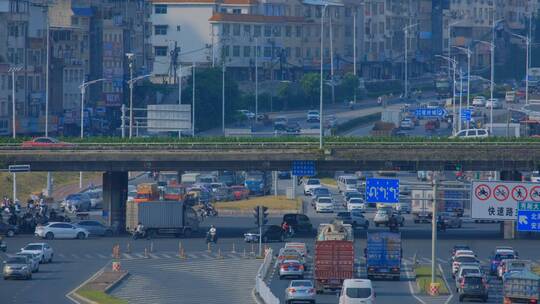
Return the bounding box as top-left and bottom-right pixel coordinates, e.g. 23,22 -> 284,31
181,173 -> 201,184
339,279 -> 375,304
337,175 -> 360,193
452,128 -> 489,139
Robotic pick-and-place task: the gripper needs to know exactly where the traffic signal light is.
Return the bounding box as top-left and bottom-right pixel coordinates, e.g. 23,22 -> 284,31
254,206 -> 261,226
254,206 -> 269,227
261,206 -> 268,226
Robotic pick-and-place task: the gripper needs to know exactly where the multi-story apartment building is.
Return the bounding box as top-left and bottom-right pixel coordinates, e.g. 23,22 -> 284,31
150,0 -> 363,82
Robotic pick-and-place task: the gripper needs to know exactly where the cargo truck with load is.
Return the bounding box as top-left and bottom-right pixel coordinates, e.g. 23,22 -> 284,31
503,270 -> 540,304
243,171 -> 271,196
133,183 -> 160,203
365,232 -> 402,280
314,221 -> 354,293
126,201 -> 200,237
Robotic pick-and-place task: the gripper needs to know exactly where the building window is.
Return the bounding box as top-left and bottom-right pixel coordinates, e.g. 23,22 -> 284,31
285,26 -> 292,37
273,26 -> 281,37
222,24 -> 230,35
345,7 -> 351,17
285,47 -> 291,57
155,4 -> 167,14
154,46 -> 168,56
345,27 -> 351,37
177,25 -> 181,31
243,46 -> 251,57
254,25 -> 261,37
264,25 -> 271,37
264,46 -> 271,57
233,9 -> 241,14
295,47 -> 301,58
233,24 -> 240,36
71,16 -> 79,25
243,25 -> 251,35
222,45 -> 230,57
154,25 -> 168,35
233,45 -> 240,57
295,26 -> 302,37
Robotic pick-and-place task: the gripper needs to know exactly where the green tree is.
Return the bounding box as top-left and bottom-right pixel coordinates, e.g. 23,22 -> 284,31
339,73 -> 359,102
300,73 -> 321,107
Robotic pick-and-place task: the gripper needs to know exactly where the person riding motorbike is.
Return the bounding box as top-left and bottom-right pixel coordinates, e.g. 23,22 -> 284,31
206,225 -> 217,243
437,215 -> 446,232
134,222 -> 146,239
388,214 -> 399,232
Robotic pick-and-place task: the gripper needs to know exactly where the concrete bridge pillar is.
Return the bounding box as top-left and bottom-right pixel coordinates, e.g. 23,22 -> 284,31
102,171 -> 128,233
500,170 -> 522,240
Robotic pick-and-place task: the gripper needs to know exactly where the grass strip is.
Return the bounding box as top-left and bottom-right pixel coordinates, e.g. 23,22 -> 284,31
415,265 -> 450,295
76,290 -> 127,304
215,195 -> 301,211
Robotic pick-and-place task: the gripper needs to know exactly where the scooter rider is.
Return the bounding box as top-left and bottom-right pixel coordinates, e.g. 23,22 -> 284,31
134,222 -> 145,239
207,225 -> 217,243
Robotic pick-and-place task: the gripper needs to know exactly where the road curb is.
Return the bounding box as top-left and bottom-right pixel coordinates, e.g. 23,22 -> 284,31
104,271 -> 130,293
66,268 -> 104,304
252,288 -> 265,304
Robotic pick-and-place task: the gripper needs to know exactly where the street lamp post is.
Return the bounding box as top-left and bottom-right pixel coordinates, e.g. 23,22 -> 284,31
222,62 -> 226,135
126,74 -> 152,138
454,46 -> 472,129
192,61 -> 196,136
511,32 -> 530,105
255,37 -> 259,120
353,9 -> 357,103
403,23 -> 418,100
436,55 -> 457,135
447,21 -> 462,78
475,40 -> 496,132
9,66 -> 23,139
79,78 -> 105,188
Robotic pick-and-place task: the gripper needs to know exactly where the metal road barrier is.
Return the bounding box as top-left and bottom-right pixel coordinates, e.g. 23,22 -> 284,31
254,248 -> 279,304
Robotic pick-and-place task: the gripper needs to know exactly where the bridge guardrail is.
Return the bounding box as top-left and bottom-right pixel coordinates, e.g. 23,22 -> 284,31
254,248 -> 280,304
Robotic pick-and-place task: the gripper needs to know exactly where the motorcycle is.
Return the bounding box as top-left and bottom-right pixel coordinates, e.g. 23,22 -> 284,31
437,220 -> 446,232
132,230 -> 147,240
388,221 -> 399,232
201,204 -> 218,217
206,232 -> 218,244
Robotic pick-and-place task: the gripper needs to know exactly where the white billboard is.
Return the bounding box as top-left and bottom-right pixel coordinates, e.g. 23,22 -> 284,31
147,104 -> 191,133
471,181 -> 540,220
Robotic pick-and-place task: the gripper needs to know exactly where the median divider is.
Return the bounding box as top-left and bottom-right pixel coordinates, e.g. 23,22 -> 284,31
253,248 -> 280,304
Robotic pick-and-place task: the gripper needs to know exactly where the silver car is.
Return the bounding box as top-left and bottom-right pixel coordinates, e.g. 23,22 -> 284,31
62,193 -> 91,212
15,252 -> 40,273
285,280 -> 316,304
3,256 -> 32,280
279,259 -> 305,279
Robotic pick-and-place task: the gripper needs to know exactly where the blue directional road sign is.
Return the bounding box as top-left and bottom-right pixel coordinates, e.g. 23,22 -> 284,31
461,109 -> 472,122
365,178 -> 400,203
414,108 -> 447,119
517,210 -> 540,232
292,161 -> 315,176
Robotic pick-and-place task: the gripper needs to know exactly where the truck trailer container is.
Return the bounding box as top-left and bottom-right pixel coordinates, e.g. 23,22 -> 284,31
366,232 -> 402,280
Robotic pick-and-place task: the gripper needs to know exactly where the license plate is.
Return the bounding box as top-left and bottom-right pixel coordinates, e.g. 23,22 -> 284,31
379,269 -> 389,273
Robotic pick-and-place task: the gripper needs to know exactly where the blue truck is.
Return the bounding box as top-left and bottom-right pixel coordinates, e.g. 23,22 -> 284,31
243,171 -> 271,196
365,232 -> 402,280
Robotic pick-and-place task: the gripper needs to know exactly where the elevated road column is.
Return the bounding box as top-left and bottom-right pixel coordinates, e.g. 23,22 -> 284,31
103,171 -> 128,233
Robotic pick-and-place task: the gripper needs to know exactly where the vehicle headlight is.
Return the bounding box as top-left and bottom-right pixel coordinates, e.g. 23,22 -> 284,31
22,266 -> 28,270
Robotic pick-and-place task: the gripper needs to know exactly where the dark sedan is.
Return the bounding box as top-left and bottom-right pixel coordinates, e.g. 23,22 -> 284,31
74,220 -> 113,237
244,225 -> 284,243
0,222 -> 18,237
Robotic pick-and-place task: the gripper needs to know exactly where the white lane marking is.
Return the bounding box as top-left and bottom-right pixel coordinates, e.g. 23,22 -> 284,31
403,261 -> 427,304
437,258 -> 447,264
439,263 -> 454,304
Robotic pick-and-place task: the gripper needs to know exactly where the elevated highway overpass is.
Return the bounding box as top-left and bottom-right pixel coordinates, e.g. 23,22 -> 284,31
2,140 -> 538,230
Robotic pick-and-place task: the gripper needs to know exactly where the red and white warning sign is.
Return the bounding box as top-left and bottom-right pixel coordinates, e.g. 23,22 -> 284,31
472,181 -> 539,220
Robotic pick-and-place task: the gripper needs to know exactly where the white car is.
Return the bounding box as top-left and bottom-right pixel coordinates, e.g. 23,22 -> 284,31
452,128 -> 489,139
20,243 -> 54,264
400,119 -> 414,130
531,171 -> 540,183
339,279 -> 375,304
307,110 -> 320,122
303,178 -> 322,195
86,189 -> 103,209
16,252 -> 40,272
485,98 -> 503,109
238,109 -> 255,119
472,96 -> 486,106
316,197 -> 334,213
347,198 -> 366,212
394,202 -> 411,213
35,222 -> 89,240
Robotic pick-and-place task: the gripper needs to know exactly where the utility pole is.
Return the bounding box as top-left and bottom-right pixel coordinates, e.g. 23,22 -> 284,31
353,9 -> 357,103
222,62 -> 226,135
178,63 -> 182,138
330,10 -> 335,104
403,24 -> 418,100
9,67 -> 22,139
127,53 -> 134,138
459,68 -> 463,132
319,5 -> 327,150
431,173 -> 439,287
255,37 -> 259,120
192,61 -> 196,136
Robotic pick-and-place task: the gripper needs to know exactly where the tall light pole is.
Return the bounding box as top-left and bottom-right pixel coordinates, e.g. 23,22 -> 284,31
511,32 -> 530,105
9,66 -> 23,139
126,74 -> 152,138
436,55 -> 457,135
454,46 -> 471,128
192,61 -> 196,136
353,8 -> 357,103
79,78 -> 105,188
447,21 -> 462,77
255,37 -> 259,120
475,40 -> 495,132
126,53 -> 134,138
45,20 -> 50,137
329,9 -> 335,104
458,68 -> 463,132
222,61 -> 226,135
403,23 -> 418,99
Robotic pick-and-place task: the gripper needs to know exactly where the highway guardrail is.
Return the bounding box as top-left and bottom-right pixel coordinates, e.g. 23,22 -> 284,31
254,248 -> 279,304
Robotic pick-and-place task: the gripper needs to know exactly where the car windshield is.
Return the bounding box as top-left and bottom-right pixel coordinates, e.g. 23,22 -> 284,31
23,245 -> 42,251
349,199 -> 363,204
348,193 -> 361,198
337,212 -> 350,218
345,179 -> 357,185
308,111 -> 318,115
307,180 -> 320,185
495,254 -> 515,261
291,281 -> 313,287
318,198 -> 332,204
7,257 -> 27,264
346,288 -> 372,298
377,210 -> 388,214
454,246 -> 470,251
66,194 -> 81,200
456,256 -> 478,263
462,268 -> 480,276
314,189 -> 330,195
